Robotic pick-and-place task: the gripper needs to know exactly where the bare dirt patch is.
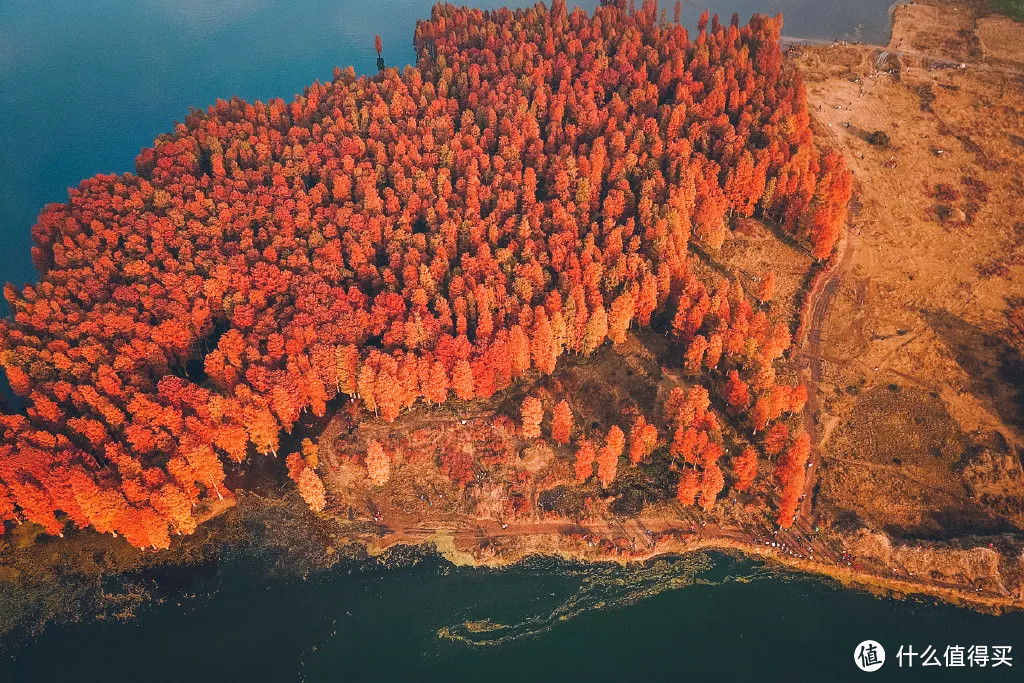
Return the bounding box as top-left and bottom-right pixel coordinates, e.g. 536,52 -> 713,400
977,15 -> 1024,63
788,0 -> 1024,603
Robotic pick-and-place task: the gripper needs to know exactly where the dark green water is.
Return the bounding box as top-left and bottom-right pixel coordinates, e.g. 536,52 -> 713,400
2,551 -> 1022,682
2,1 -> 1019,680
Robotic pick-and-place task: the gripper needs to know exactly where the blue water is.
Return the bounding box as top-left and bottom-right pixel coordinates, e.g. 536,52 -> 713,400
0,0 -> 893,301
5,2 -> 1010,682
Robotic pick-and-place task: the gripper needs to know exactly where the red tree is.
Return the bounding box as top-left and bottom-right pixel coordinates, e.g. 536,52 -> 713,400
724,370 -> 750,415
366,440 -> 391,487
732,446 -> 758,492
676,469 -> 700,506
551,399 -> 573,445
452,360 -> 475,401
698,462 -> 725,510
763,423 -> 789,456
298,468 -> 326,513
628,416 -> 658,464
520,396 -> 543,438
597,426 -> 624,488
574,440 -> 596,483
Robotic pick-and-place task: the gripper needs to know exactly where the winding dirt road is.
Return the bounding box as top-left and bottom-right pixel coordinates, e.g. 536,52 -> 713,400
792,185 -> 859,522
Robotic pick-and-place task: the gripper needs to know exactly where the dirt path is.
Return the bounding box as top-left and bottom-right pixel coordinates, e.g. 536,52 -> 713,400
888,45 -> 1024,78
363,509 -> 838,565
340,504 -> 1018,608
793,224 -> 858,520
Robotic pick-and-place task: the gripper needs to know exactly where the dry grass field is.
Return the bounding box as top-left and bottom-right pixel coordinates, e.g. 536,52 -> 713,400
791,1 -> 1024,548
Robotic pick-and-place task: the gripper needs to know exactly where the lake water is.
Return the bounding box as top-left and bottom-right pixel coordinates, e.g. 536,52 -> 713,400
0,0 -> 895,299
3,1 -> 1019,681
3,550 -> 1023,682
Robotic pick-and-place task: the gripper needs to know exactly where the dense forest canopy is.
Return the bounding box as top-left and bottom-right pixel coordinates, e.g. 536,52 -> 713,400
0,0 -> 850,548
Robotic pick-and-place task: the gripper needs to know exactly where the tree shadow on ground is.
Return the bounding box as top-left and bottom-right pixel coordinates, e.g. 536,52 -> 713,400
925,309 -> 1024,430
884,505 -> 1020,541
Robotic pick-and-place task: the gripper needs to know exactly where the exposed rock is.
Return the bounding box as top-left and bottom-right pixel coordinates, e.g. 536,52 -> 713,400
867,130 -> 891,147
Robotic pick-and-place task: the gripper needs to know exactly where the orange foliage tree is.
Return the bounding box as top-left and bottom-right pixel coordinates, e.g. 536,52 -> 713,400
699,463 -> 725,510
0,2 -> 844,546
628,416 -> 658,464
519,396 -> 543,439
285,451 -> 326,513
365,440 -> 391,487
597,426 -> 624,488
732,446 -> 759,492
676,469 -> 701,506
774,431 -> 811,527
574,439 -> 596,483
724,370 -> 750,415
551,399 -> 573,445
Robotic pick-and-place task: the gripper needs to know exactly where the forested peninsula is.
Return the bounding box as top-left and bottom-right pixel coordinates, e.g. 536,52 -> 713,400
0,0 -> 851,549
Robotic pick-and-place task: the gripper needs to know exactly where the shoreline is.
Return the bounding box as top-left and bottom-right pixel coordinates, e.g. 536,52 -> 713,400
286,0 -> 1024,617
336,517 -> 1024,615
3,0 -> 1024,642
